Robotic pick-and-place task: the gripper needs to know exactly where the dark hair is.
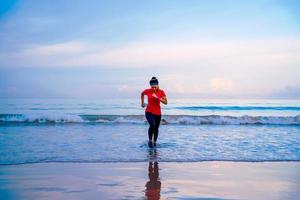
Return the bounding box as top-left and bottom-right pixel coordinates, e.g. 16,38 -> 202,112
149,77 -> 159,86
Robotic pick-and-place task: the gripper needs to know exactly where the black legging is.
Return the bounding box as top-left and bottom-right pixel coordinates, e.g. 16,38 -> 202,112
145,112 -> 161,142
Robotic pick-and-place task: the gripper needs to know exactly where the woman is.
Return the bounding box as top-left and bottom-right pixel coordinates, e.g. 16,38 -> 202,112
141,77 -> 167,148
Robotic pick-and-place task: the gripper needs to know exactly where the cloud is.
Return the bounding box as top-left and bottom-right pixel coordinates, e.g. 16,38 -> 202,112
117,85 -> 142,93
210,78 -> 234,92
269,85 -> 300,99
1,37 -> 300,69
24,41 -> 87,55
52,38 -> 300,68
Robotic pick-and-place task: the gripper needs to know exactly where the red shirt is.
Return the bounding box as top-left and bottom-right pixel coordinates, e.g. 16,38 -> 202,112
142,88 -> 166,115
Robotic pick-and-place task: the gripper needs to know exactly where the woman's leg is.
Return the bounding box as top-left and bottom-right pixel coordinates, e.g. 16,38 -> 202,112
145,112 -> 155,141
153,115 -> 161,142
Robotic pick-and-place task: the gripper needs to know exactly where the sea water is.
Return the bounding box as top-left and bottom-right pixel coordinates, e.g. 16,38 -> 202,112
0,98 -> 300,164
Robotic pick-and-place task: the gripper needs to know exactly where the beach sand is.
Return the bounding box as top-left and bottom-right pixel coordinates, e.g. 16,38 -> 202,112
1,162 -> 299,200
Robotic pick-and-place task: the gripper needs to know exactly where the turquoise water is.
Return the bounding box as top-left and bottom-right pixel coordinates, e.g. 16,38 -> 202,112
0,98 -> 300,164
1,98 -> 300,116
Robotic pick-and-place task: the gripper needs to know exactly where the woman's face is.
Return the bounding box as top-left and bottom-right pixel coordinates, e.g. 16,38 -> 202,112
151,85 -> 159,92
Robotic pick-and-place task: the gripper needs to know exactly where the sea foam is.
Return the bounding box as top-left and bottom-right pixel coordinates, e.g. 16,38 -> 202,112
1,114 -> 300,125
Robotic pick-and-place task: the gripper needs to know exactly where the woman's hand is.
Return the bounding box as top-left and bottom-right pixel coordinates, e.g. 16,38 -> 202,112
152,93 -> 159,99
152,93 -> 167,104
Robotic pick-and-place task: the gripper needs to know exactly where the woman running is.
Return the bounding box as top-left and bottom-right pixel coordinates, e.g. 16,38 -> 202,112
141,77 -> 168,148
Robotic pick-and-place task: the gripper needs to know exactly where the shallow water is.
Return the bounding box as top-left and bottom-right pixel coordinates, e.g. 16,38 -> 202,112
1,123 -> 300,164
1,98 -> 299,165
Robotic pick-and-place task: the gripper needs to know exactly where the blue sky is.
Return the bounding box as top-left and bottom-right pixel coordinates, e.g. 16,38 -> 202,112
0,0 -> 300,99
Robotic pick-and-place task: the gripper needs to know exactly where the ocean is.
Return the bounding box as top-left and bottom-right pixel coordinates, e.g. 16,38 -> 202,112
0,98 -> 300,165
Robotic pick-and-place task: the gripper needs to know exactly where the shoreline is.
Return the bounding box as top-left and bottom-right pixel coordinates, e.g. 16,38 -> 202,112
1,161 -> 299,200
1,160 -> 300,166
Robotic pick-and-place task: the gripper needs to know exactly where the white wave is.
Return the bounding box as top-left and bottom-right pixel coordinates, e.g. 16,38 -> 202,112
0,114 -> 85,123
113,116 -> 145,124
164,115 -> 300,125
0,114 -> 300,125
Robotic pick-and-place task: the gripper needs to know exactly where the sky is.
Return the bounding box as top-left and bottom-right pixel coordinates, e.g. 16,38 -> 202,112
0,0 -> 300,99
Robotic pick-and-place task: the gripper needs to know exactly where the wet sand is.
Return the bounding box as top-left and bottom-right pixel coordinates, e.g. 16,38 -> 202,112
0,162 -> 299,200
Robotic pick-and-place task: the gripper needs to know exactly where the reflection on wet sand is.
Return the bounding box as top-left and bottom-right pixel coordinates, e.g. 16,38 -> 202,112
145,162 -> 161,200
145,148 -> 161,200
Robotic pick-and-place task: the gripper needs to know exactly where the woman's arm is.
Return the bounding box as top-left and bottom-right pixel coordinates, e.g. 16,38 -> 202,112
141,92 -> 145,107
160,96 -> 168,105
